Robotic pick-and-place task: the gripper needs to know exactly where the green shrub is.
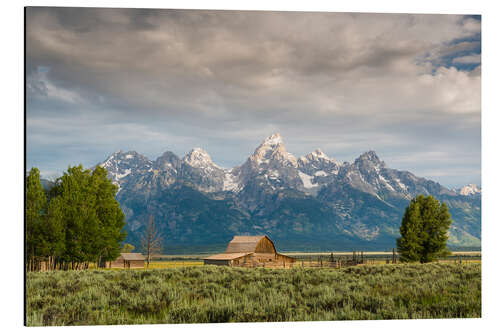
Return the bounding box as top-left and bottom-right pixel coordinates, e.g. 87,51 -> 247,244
26,263 -> 481,326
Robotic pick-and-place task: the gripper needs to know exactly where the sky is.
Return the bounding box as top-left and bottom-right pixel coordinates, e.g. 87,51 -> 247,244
26,7 -> 481,188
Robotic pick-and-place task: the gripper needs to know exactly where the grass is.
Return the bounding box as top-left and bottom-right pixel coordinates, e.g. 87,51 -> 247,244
26,262 -> 481,326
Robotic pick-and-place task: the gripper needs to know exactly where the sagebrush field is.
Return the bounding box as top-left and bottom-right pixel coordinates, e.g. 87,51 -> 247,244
26,263 -> 481,326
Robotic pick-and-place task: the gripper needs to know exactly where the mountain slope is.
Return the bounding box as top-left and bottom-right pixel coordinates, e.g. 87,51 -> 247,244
98,133 -> 481,251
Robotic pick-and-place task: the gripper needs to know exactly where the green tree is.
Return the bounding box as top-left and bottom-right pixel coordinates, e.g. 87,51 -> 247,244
50,165 -> 126,269
397,195 -> 452,263
37,196 -> 66,269
122,243 -> 135,252
51,165 -> 95,267
91,166 -> 126,264
26,167 -> 47,271
396,199 -> 424,262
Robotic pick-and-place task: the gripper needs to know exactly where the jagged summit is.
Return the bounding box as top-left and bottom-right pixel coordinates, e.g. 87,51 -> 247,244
97,135 -> 480,250
154,151 -> 181,171
99,150 -> 153,192
262,133 -> 283,146
182,147 -> 212,164
183,148 -> 219,169
302,148 -> 337,163
101,150 -> 151,167
312,148 -> 327,157
358,150 -> 380,160
458,184 -> 481,196
355,150 -> 386,169
250,133 -> 297,167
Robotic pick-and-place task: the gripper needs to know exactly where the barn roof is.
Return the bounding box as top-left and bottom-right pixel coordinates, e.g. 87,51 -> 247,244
203,252 -> 252,260
120,253 -> 146,261
225,235 -> 276,253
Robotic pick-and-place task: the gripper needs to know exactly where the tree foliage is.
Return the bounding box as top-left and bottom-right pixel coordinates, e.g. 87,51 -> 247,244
122,243 -> 135,252
26,165 -> 126,270
397,195 -> 452,263
26,167 -> 47,270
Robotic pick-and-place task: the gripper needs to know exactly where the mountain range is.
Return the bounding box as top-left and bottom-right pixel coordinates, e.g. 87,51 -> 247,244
97,133 -> 481,252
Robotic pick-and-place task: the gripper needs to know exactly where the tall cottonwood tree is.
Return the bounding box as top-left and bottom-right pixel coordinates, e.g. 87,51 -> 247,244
51,165 -> 95,267
26,167 -> 47,270
51,165 -> 126,269
39,196 -> 66,269
26,164 -> 126,270
397,195 -> 452,263
91,166 -> 126,264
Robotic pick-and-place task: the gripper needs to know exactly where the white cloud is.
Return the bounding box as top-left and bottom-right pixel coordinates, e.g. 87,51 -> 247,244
25,8 -> 481,188
453,54 -> 481,64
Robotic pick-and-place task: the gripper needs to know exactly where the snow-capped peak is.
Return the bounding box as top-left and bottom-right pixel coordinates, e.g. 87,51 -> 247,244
250,133 -> 297,167
98,150 -> 153,193
262,133 -> 283,146
100,151 -> 146,168
312,148 -> 327,158
355,150 -> 385,170
458,184 -> 481,196
303,148 -> 337,163
183,148 -> 221,170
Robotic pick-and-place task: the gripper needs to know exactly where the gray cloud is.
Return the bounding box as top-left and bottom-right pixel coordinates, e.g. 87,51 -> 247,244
26,8 -> 481,188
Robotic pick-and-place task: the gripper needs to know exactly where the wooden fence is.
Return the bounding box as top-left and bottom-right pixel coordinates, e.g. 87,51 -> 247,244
288,249 -> 399,268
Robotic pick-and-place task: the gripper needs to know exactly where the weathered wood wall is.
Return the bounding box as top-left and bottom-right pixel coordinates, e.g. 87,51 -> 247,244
127,260 -> 145,268
108,259 -> 145,268
255,237 -> 276,253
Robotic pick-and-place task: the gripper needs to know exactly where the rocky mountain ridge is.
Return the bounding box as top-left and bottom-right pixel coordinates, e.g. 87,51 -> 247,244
98,133 -> 481,251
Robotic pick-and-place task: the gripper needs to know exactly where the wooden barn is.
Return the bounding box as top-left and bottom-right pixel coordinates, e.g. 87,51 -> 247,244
107,253 -> 146,269
204,235 -> 295,268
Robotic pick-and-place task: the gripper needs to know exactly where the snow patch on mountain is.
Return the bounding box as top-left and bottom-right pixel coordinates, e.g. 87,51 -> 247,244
223,171 -> 241,192
458,184 -> 481,196
394,178 -> 408,191
99,151 -> 153,186
298,171 -> 318,189
378,174 -> 395,191
116,168 -> 131,180
98,134 -> 464,206
269,170 -> 280,178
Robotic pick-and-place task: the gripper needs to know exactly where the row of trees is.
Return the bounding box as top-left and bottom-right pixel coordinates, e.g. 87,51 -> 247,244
26,163 -> 451,269
26,165 -> 127,271
397,194 -> 453,263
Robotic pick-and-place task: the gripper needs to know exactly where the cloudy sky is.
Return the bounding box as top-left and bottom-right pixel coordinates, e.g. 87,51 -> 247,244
26,7 -> 481,188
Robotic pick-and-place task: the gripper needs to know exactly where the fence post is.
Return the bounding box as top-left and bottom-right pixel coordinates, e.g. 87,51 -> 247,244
392,248 -> 396,264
